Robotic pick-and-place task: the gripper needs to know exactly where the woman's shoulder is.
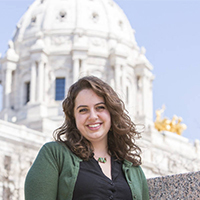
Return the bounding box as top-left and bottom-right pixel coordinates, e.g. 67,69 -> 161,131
40,141 -> 71,156
41,141 -> 82,162
43,141 -> 67,148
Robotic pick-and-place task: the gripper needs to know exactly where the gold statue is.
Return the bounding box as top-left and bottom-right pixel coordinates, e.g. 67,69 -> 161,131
169,115 -> 178,133
154,105 -> 170,132
173,117 -> 187,135
154,105 -> 187,135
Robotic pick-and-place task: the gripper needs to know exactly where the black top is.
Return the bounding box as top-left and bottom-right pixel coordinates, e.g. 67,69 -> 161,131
72,157 -> 133,200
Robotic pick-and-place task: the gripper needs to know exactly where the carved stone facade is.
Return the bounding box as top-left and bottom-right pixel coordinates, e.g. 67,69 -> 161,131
0,0 -> 200,199
140,130 -> 200,178
0,120 -> 47,200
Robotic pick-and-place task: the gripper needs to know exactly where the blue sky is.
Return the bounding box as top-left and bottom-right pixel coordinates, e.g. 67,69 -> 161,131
0,0 -> 200,141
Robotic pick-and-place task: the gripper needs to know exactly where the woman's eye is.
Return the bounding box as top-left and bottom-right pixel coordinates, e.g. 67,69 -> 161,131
96,106 -> 105,110
79,108 -> 88,113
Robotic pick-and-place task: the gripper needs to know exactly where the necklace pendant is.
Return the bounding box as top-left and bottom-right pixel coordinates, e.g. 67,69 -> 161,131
98,157 -> 107,163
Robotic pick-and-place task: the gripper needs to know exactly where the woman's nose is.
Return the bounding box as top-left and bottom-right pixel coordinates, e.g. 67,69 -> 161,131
89,109 -> 98,120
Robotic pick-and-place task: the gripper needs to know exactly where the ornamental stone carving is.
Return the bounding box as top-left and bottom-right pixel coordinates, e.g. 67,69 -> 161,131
51,36 -> 71,46
91,38 -> 106,47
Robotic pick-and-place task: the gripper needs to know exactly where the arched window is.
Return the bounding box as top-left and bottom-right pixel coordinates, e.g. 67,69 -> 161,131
55,78 -> 65,101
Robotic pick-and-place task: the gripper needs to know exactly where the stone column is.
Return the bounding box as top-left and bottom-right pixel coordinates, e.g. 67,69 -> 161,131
73,59 -> 79,83
136,75 -> 143,116
4,68 -> 12,108
114,64 -> 121,94
30,62 -> 36,103
65,68 -> 70,95
38,61 -> 44,102
80,59 -> 87,77
13,69 -> 19,109
1,69 -> 5,109
140,76 -> 145,116
121,65 -> 126,102
141,73 -> 154,122
43,63 -> 48,103
0,41 -> 18,110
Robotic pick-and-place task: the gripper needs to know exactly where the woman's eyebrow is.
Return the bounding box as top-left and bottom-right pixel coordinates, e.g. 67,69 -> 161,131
76,105 -> 88,110
76,102 -> 105,110
95,102 -> 105,106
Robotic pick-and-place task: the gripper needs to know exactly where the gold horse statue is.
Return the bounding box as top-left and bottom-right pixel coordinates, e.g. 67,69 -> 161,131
154,105 -> 187,135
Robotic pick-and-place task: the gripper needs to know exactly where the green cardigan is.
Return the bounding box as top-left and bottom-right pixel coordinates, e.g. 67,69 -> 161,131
25,142 -> 149,200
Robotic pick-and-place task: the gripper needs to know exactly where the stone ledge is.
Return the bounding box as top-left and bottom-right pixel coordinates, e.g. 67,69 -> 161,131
147,171 -> 200,199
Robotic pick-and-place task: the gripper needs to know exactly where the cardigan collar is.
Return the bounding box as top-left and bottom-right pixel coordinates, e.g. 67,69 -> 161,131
123,159 -> 133,167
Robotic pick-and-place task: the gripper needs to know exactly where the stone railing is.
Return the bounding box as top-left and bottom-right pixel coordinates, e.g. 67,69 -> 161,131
147,171 -> 200,199
0,119 -> 47,147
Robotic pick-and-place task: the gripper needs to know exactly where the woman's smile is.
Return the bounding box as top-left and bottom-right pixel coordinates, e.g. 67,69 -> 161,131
87,123 -> 102,131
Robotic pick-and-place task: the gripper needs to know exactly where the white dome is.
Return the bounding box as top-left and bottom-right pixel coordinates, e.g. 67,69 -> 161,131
13,0 -> 137,50
0,0 -> 153,134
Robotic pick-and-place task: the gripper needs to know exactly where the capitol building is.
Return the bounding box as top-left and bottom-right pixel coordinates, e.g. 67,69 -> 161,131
0,0 -> 200,199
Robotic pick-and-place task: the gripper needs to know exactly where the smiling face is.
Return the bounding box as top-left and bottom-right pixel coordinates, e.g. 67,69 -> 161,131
74,89 -> 111,145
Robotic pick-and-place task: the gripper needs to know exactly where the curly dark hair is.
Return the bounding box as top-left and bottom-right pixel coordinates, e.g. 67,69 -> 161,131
54,76 -> 142,166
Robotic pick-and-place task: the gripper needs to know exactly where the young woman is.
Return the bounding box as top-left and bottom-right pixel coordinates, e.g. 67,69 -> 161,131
25,76 -> 149,200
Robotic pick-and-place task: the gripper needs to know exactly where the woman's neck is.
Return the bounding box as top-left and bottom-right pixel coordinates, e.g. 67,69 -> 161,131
92,141 -> 109,157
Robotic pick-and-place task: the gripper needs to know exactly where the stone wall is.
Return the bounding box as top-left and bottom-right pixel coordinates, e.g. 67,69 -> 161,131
0,120 -> 46,200
147,171 -> 200,199
140,130 -> 200,178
